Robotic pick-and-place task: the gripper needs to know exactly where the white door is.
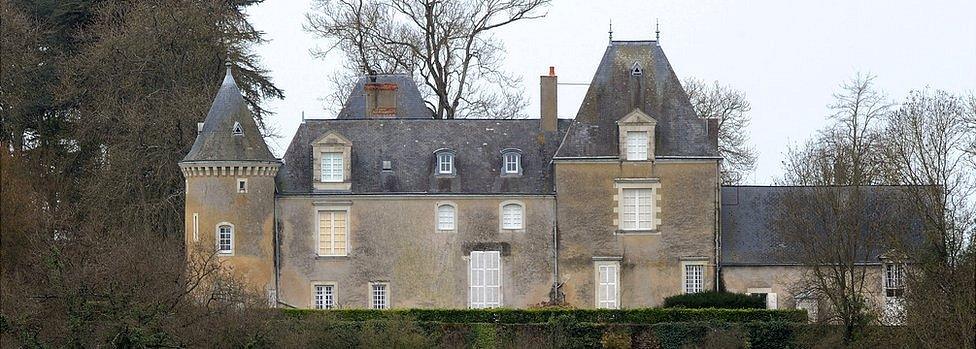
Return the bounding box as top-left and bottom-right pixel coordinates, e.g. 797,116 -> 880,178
469,251 -> 501,308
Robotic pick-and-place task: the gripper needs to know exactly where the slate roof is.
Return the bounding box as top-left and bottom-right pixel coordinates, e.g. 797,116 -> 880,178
277,119 -> 570,194
337,74 -> 433,119
720,186 -> 923,266
555,41 -> 717,158
182,64 -> 277,163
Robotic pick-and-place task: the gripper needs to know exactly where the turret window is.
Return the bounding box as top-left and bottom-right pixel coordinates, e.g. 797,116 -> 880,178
216,223 -> 234,254
237,178 -> 248,193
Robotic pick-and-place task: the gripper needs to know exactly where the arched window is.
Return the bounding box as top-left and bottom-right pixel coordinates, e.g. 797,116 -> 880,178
502,150 -> 521,174
437,204 -> 456,231
216,223 -> 234,254
501,203 -> 524,230
436,151 -> 454,175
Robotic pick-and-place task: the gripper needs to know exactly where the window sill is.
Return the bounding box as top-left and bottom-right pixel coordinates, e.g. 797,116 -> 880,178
614,229 -> 659,235
315,255 -> 350,260
499,228 -> 525,233
435,229 -> 456,233
435,173 -> 456,178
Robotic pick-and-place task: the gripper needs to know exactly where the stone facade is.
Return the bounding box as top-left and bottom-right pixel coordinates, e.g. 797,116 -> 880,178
180,42 -> 908,318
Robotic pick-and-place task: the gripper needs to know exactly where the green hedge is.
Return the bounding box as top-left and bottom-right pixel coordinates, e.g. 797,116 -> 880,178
281,307 -> 807,324
662,291 -> 767,309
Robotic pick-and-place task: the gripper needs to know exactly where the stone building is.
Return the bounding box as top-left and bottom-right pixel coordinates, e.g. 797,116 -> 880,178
180,40 -> 909,321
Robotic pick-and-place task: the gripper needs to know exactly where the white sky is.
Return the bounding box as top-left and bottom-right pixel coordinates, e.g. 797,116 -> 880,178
246,0 -> 976,184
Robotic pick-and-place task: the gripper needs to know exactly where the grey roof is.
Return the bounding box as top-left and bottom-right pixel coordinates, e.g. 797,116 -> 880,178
337,74 -> 433,119
720,186 -> 923,266
277,119 -> 570,194
555,41 -> 717,158
182,65 -> 277,163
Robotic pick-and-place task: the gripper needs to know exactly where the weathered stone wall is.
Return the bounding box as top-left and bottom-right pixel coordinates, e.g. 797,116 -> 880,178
276,195 -> 556,309
722,265 -> 887,317
554,160 -> 719,308
184,173 -> 277,293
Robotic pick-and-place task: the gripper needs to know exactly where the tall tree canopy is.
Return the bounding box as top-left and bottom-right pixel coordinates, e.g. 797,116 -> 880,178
1,0 -> 282,346
683,78 -> 758,184
306,0 -> 550,119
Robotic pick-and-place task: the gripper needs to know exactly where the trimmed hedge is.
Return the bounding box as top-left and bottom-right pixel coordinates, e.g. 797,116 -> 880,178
282,307 -> 807,324
662,291 -> 766,309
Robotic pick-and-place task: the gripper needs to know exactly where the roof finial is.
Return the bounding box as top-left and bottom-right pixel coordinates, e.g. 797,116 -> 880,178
608,19 -> 613,43
224,49 -> 233,76
655,19 -> 660,44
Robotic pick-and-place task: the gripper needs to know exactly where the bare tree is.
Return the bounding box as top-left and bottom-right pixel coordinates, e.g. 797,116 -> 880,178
774,74 -> 893,344
305,0 -> 549,119
882,88 -> 976,348
683,78 -> 758,184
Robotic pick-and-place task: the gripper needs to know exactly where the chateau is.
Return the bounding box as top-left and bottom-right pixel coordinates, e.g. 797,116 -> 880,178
179,41 -> 906,321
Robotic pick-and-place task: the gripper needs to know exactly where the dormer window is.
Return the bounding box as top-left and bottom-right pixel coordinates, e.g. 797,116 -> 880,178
312,131 -> 352,191
436,151 -> 455,175
501,149 -> 522,176
617,109 -> 657,161
232,121 -> 244,136
631,62 -> 643,76
626,131 -> 648,161
321,152 -> 343,182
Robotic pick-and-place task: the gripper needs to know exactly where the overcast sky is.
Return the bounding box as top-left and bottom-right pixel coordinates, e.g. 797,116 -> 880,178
245,0 -> 976,184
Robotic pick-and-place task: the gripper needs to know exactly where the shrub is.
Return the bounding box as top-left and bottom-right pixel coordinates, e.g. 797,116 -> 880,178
662,291 -> 766,309
281,307 -> 808,324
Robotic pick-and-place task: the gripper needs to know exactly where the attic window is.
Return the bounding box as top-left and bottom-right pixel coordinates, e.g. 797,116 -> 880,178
365,82 -> 397,117
382,160 -> 393,171
631,62 -> 643,76
232,121 -> 244,136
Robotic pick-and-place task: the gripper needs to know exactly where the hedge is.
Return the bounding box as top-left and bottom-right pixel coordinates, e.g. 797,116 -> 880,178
662,291 -> 766,309
281,307 -> 807,324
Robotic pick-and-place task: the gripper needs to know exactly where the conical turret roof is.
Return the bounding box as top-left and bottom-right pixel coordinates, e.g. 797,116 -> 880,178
182,62 -> 277,163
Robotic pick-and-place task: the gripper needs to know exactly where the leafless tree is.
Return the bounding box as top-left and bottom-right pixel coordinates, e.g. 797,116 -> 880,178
882,88 -> 976,348
684,78 -> 758,184
305,0 -> 549,119
774,74 -> 893,344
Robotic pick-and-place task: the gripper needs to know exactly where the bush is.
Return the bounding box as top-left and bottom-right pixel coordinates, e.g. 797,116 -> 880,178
281,307 -> 808,324
662,291 -> 767,309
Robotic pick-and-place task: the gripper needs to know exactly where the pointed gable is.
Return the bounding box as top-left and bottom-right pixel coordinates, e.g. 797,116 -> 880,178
182,63 -> 277,163
555,41 -> 717,158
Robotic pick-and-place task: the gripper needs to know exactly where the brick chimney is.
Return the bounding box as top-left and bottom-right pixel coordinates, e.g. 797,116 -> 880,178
540,66 -> 557,132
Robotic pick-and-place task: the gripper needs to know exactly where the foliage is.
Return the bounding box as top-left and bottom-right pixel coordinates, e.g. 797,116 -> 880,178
305,0 -> 550,119
683,77 -> 758,184
662,292 -> 767,309
280,307 -> 809,324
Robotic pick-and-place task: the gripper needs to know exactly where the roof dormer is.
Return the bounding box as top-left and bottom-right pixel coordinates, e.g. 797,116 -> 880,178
617,108 -> 657,161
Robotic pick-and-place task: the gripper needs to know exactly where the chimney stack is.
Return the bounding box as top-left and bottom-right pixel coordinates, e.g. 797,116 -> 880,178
540,66 -> 557,132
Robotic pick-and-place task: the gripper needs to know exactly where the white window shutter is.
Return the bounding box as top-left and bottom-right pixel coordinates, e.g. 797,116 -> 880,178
766,293 -> 778,309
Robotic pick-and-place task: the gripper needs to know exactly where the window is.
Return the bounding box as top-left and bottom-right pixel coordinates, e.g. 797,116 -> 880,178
595,262 -> 619,309
469,251 -> 501,308
883,263 -> 905,298
795,297 -> 818,322
503,152 -> 520,174
747,288 -> 778,309
501,203 -> 524,230
631,61 -> 643,76
232,121 -> 244,135
216,224 -> 233,254
370,283 -> 389,309
437,152 -> 454,175
621,188 -> 653,230
626,131 -> 648,161
683,263 -> 705,294
192,213 -> 199,242
437,204 -> 456,231
321,152 -> 344,182
237,178 -> 247,193
318,210 -> 348,256
313,284 -> 335,309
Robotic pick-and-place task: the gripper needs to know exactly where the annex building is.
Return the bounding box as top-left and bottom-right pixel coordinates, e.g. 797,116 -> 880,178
179,40 -> 907,322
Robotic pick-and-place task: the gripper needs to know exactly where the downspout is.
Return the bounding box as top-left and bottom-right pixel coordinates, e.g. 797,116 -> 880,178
714,159 -> 722,291
273,185 -> 281,307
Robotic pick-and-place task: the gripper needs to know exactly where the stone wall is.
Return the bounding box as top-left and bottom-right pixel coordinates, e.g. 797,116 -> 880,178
275,195 -> 556,309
